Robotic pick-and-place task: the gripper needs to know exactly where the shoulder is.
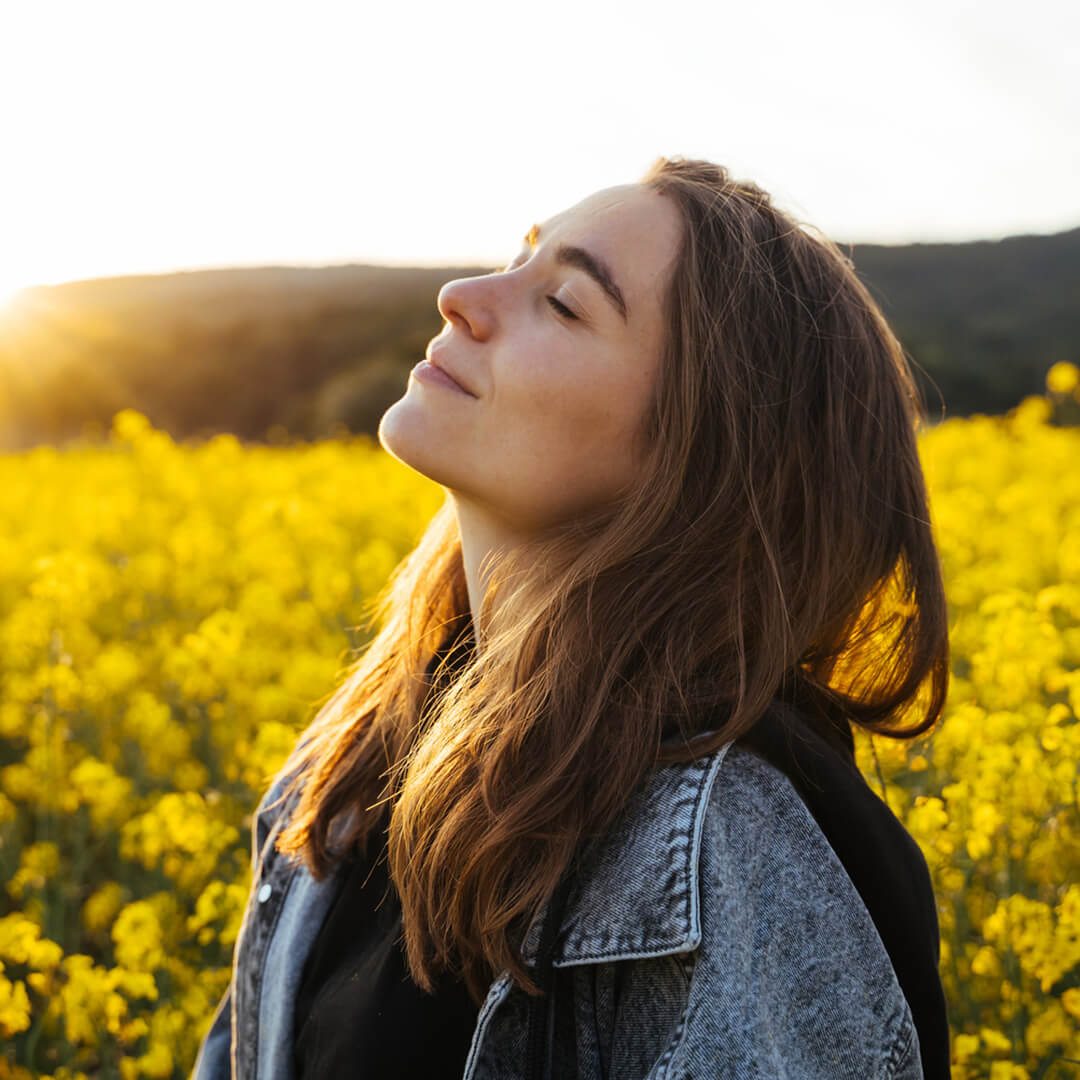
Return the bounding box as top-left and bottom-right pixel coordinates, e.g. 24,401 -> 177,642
700,741 -> 896,976
709,740 -> 811,829
679,742 -> 922,1077
701,742 -> 869,914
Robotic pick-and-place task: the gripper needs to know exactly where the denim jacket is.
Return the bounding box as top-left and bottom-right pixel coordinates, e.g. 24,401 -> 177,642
192,707 -> 931,1080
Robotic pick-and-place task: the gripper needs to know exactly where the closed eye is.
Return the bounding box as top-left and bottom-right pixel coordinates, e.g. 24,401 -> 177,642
499,254 -> 579,322
547,296 -> 578,321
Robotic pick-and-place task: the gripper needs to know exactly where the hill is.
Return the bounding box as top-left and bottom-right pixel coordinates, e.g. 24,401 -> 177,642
848,226 -> 1080,419
0,226 -> 1077,451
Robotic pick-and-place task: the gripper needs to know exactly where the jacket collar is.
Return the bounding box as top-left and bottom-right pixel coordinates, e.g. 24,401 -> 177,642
520,736 -> 732,968
426,617 -> 733,970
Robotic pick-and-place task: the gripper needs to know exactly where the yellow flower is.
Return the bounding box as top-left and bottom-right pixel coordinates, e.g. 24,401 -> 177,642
111,408 -> 153,445
0,913 -> 63,969
81,881 -> 130,935
120,792 -> 239,892
1025,999 -> 1074,1059
971,945 -> 1001,977
69,757 -> 134,829
133,1042 -> 173,1079
953,1032 -> 980,1061
1008,394 -> 1052,430
0,968 -> 32,1036
6,842 -> 60,900
187,881 -> 248,947
111,901 -> 167,973
1045,360 -> 1080,397
2,406 -> 1077,1075
989,1063 -> 1030,1080
980,1026 -> 1013,1054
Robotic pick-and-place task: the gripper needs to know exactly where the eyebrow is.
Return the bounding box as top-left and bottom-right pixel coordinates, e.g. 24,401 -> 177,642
524,223 -> 628,323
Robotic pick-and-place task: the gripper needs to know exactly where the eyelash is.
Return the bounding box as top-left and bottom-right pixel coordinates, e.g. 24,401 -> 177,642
547,296 -> 577,320
501,257 -> 578,322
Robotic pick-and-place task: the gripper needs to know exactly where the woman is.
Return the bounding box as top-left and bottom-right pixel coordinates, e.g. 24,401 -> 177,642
193,156 -> 951,1079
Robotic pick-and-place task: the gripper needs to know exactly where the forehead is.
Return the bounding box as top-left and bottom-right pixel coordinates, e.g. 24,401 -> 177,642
542,183 -> 681,321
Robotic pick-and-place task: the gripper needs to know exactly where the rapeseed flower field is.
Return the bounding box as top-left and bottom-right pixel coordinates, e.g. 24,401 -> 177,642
2,363 -> 1080,1079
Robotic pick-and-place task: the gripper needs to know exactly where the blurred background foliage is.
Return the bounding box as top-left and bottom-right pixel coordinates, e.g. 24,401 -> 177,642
0,379 -> 1078,1076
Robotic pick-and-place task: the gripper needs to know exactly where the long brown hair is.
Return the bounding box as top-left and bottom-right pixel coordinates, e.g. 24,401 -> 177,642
273,155 -> 950,1006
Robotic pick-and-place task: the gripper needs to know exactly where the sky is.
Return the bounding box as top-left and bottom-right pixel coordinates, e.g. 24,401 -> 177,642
1,0 -> 1077,304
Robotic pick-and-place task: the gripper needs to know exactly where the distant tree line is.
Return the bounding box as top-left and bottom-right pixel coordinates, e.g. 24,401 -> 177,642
0,227 -> 1076,452
849,226 -> 1079,420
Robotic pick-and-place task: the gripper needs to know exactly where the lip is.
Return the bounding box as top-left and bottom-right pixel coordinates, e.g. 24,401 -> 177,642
422,347 -> 477,398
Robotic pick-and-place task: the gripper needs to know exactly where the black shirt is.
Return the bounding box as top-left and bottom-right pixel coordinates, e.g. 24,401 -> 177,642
292,822 -> 480,1079
293,615 -> 482,1079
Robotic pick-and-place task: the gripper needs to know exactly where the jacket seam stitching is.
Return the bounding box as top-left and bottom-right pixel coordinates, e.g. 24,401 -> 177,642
648,960 -> 697,1080
246,818 -> 297,1076
645,749 -> 728,1080
463,973 -> 512,1079
884,1013 -> 917,1078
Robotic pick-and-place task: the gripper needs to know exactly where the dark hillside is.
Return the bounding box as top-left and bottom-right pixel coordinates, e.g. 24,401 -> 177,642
0,225 -> 1076,451
848,227 -> 1080,417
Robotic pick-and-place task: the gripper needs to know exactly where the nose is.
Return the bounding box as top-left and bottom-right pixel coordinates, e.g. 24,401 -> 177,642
436,274 -> 497,341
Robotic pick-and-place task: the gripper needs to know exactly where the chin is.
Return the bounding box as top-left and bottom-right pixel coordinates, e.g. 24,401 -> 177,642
377,402 -> 457,488
376,400 -> 420,464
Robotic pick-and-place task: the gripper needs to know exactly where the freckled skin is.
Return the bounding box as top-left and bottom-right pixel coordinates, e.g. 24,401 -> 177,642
378,182 -> 682,635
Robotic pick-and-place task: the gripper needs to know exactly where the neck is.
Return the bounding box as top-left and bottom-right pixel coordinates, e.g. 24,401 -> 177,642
449,495 -> 531,647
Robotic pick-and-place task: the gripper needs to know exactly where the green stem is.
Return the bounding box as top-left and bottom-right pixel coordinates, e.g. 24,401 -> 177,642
22,999 -> 47,1074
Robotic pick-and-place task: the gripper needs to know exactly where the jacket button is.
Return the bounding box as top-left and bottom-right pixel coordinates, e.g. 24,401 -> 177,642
258,883 -> 273,903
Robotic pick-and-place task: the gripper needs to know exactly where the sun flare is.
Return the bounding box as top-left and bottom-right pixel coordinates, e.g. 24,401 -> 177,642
0,277 -> 29,315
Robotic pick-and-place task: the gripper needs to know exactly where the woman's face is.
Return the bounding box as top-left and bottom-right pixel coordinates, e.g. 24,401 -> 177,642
379,182 -> 682,536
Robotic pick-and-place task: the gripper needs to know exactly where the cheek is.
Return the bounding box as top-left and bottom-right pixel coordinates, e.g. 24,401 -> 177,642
496,358 -> 646,486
